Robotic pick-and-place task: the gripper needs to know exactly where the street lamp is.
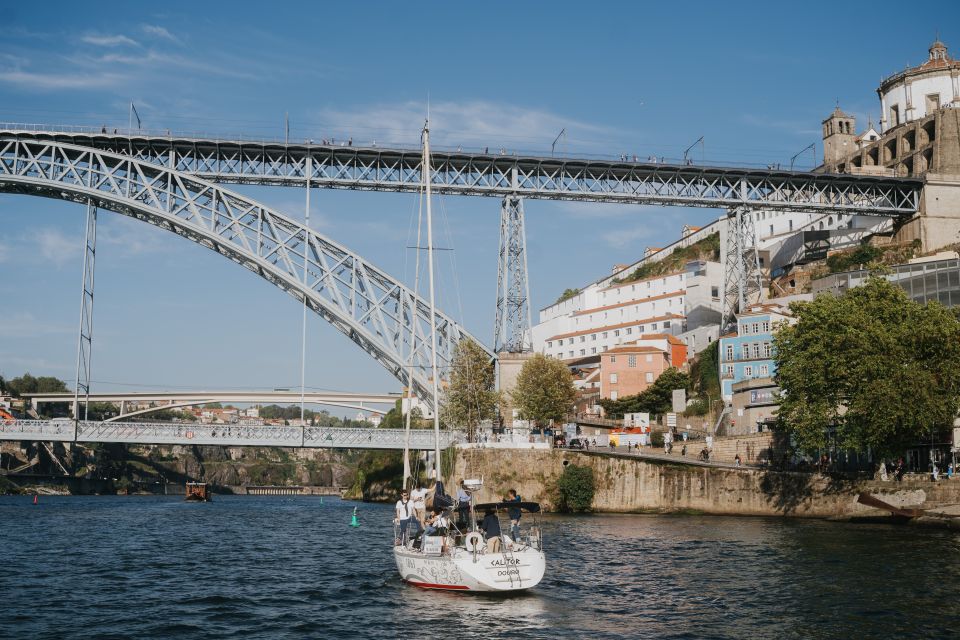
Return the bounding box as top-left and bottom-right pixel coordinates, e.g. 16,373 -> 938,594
551,128 -> 566,157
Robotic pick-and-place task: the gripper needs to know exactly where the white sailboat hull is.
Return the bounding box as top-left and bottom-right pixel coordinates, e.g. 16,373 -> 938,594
394,544 -> 546,592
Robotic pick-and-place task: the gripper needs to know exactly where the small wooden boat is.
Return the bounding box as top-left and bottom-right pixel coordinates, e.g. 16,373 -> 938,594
185,482 -> 212,502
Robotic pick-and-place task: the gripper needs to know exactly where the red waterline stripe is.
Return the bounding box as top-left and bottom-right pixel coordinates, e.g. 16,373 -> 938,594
405,579 -> 470,590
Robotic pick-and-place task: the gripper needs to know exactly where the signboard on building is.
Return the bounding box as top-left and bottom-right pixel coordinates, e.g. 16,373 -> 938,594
666,412 -> 677,428
749,387 -> 780,405
624,412 -> 650,429
672,389 -> 687,413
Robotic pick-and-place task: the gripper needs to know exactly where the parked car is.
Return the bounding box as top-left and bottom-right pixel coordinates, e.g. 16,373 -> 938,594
567,438 -> 586,449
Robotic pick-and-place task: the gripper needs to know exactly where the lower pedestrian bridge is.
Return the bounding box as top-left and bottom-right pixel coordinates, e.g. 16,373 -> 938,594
0,420 -> 461,450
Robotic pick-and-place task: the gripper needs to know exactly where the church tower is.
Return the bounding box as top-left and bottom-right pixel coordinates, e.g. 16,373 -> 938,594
822,106 -> 856,167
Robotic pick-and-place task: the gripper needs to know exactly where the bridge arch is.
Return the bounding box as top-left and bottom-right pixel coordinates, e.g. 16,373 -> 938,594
0,138 -> 492,403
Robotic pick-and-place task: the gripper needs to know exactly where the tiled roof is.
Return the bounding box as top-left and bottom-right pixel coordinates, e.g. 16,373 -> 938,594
546,313 -> 685,342
602,344 -> 669,355
573,290 -> 685,316
637,332 -> 686,346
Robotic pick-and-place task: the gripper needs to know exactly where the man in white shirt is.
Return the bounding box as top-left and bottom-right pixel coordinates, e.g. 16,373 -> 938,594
410,482 -> 427,527
394,490 -> 413,543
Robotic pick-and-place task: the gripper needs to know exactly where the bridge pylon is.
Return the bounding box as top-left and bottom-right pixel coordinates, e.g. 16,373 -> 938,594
721,206 -> 764,330
494,195 -> 533,354
72,199 -> 97,435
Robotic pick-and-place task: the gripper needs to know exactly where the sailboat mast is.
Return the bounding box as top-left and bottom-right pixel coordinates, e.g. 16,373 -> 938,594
422,120 -> 442,482
402,187 -> 425,489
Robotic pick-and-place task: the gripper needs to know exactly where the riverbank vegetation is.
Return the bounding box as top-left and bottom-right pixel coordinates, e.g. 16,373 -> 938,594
775,277 -> 960,457
555,463 -> 595,512
441,338 -> 499,442
512,354 -> 576,427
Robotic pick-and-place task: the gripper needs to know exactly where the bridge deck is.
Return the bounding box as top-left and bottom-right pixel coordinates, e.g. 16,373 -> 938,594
0,420 -> 460,450
0,126 -> 922,213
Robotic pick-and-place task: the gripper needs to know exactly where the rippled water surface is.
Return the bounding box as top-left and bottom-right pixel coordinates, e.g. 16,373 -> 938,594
2,495 -> 958,639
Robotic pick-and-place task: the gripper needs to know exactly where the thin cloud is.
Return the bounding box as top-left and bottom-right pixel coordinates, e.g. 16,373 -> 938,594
601,226 -> 654,249
82,34 -> 140,47
0,312 -> 74,338
142,24 -> 182,44
32,227 -> 82,266
313,100 -> 616,153
85,50 -> 255,79
0,69 -> 124,90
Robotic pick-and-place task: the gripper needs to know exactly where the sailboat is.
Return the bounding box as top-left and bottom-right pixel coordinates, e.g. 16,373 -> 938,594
392,119 -> 546,592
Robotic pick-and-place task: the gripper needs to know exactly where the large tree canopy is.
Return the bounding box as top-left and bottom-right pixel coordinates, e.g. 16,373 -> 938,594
598,367 -> 690,419
512,354 -> 576,426
441,338 -> 499,441
774,277 -> 960,457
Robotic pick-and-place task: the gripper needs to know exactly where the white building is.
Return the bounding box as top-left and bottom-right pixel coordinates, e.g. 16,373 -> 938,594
878,40 -> 960,132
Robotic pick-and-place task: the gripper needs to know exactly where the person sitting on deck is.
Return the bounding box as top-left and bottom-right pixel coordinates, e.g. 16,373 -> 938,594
424,508 -> 449,537
480,508 -> 502,553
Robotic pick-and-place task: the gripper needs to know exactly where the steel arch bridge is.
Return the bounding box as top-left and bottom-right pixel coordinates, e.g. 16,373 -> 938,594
0,138 -> 492,404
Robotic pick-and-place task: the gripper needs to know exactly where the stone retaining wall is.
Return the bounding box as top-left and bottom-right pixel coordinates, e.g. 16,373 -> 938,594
451,448 -> 960,519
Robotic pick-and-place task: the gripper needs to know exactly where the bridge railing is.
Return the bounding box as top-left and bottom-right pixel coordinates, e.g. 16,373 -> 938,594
0,420 -> 462,450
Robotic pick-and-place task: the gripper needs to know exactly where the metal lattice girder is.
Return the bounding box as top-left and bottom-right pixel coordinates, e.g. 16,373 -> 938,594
721,207 -> 764,329
0,420 -> 462,450
72,199 -> 96,425
1,129 -> 922,214
494,195 -> 532,353
0,138 -> 493,403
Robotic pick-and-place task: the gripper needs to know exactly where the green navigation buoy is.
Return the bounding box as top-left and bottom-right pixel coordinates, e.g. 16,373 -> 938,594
319,496 -> 323,505
350,506 -> 360,527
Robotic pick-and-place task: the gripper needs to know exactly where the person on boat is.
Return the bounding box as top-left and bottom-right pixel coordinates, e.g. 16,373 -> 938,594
394,490 -> 414,544
424,508 -> 449,537
480,508 -> 502,553
456,479 -> 471,528
410,481 -> 427,527
505,489 -> 522,541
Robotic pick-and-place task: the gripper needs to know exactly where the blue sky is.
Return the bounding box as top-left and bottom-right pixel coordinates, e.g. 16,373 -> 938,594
0,1 -> 956,408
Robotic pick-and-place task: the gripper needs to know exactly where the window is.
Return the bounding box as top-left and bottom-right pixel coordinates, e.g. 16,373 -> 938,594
762,321 -> 770,332
591,347 -> 596,354
609,373 -> 619,384
764,343 -> 771,358
610,355 -> 616,363
602,332 -> 608,338
645,372 -> 654,383
646,354 -> 653,363
591,334 -> 596,341
753,344 -> 761,359
759,365 -> 769,377
711,286 -> 719,298
926,93 -> 940,113
663,320 -> 671,328
568,338 -> 574,345
614,330 -> 620,337
742,344 -> 750,359
580,336 -> 585,343
741,323 -> 749,335
726,365 -> 734,376
744,365 -> 753,377
580,349 -> 586,356
752,323 -> 759,334
569,351 -> 574,358
602,346 -> 609,351
890,104 -> 900,127
628,355 -> 637,368
610,391 -> 618,401
652,323 -> 658,330
789,219 -> 793,231
769,224 -> 774,236
726,345 -> 734,360
626,327 -> 632,335
547,341 -> 552,348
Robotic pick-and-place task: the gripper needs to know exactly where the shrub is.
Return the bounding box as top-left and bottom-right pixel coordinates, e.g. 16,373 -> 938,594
556,464 -> 595,512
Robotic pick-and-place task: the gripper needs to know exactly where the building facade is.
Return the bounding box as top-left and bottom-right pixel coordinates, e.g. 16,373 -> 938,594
599,344 -> 672,402
811,252 -> 960,306
718,304 -> 793,402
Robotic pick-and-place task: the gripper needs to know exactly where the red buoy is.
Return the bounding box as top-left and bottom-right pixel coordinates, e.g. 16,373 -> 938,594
33,494 -> 38,505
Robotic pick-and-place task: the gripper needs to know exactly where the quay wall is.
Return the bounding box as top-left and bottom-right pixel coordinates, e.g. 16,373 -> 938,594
450,448 -> 960,518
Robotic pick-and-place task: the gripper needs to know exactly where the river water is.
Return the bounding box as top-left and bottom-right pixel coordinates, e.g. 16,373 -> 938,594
1,495 -> 957,639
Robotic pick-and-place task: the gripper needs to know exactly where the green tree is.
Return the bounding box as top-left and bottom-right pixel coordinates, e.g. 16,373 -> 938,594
6,373 -> 69,395
555,288 -> 580,304
775,277 -> 960,457
598,368 -> 690,419
441,338 -> 499,441
512,354 -> 575,427
556,464 -> 595,512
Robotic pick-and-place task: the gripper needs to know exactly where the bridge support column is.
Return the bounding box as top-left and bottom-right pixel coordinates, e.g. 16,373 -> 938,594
494,195 -> 533,353
72,199 -> 97,437
721,206 -> 763,330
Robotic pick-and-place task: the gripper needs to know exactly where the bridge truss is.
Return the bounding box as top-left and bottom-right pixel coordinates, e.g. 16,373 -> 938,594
0,138 -> 493,404
0,420 -> 461,450
1,129 -> 923,214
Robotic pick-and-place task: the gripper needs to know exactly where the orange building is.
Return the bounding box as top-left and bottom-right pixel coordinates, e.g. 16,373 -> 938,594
599,344 -> 672,402
633,333 -> 688,368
